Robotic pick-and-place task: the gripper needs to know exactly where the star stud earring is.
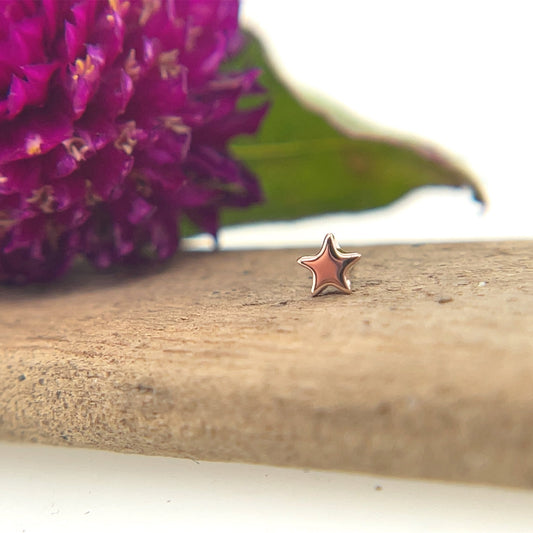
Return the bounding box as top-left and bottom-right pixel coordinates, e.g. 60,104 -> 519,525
297,234 -> 362,296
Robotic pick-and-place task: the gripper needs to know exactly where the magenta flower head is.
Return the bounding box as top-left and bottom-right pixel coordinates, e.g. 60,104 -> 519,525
0,0 -> 267,283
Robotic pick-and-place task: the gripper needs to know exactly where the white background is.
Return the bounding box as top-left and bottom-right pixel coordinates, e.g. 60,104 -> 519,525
3,1 -> 533,532
188,0 -> 533,249
2,442 -> 533,533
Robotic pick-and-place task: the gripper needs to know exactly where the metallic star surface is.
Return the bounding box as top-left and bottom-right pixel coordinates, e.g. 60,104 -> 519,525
297,234 -> 362,296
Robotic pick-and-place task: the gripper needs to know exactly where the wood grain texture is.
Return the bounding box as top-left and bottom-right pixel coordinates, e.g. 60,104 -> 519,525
1,241 -> 532,488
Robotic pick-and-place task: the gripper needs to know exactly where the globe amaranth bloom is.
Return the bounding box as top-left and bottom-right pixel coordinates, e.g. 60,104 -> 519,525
0,0 -> 267,283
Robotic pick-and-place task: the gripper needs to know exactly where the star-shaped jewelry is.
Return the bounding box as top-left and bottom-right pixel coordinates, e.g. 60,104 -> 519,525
297,233 -> 362,296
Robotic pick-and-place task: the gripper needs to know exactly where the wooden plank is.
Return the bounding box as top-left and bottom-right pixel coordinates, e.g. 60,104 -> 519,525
0,241 -> 532,488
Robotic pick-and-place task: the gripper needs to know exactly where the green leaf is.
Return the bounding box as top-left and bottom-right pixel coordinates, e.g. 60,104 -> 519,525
221,31 -> 484,226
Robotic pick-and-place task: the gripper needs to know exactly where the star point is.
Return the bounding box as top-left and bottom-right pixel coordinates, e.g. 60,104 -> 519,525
297,234 -> 361,296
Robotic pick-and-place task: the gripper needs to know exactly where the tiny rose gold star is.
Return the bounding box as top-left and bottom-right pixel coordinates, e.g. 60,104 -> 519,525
297,233 -> 361,296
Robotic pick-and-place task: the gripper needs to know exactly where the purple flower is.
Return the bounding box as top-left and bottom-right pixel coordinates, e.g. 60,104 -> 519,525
0,0 -> 267,283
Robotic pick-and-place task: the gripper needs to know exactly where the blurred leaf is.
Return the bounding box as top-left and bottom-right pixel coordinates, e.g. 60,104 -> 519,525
222,31 -> 484,226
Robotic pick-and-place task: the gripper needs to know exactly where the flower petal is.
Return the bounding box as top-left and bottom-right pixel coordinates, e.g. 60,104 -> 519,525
0,107 -> 72,164
82,144 -> 133,201
6,62 -> 59,119
65,1 -> 97,62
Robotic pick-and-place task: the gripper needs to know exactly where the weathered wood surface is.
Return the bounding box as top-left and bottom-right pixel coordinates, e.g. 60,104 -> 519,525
0,241 -> 532,488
